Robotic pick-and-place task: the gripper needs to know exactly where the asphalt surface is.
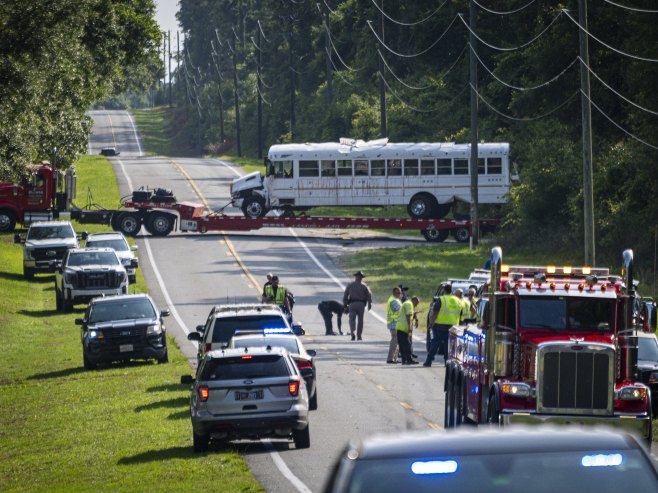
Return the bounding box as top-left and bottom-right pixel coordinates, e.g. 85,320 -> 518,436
88,110 -> 448,492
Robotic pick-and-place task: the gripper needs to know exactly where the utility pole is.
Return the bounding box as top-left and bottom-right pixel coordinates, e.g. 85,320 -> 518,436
378,0 -> 387,138
162,32 -> 167,102
289,36 -> 296,141
324,4 -> 332,105
177,32 -> 181,100
211,41 -> 225,143
578,0 -> 595,264
168,31 -> 172,107
257,22 -> 263,159
229,39 -> 242,157
469,2 -> 479,245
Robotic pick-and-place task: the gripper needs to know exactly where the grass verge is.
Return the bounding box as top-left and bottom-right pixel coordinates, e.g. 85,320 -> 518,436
132,107 -> 180,157
0,155 -> 262,492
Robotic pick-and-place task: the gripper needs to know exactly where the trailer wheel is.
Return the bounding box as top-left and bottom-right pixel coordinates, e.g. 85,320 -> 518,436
486,390 -> 501,426
146,212 -> 175,236
455,376 -> 465,426
0,209 -> 17,232
407,194 -> 436,219
117,213 -> 142,237
422,228 -> 449,243
453,227 -> 470,243
242,197 -> 266,218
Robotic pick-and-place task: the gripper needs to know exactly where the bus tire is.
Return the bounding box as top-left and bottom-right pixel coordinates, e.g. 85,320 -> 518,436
407,193 -> 437,219
453,227 -> 470,243
117,212 -> 142,237
242,197 -> 266,218
146,212 -> 175,236
422,228 -> 449,243
0,209 -> 17,232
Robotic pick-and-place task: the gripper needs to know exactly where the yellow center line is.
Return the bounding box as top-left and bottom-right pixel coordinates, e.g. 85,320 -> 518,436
428,423 -> 443,431
400,401 -> 413,410
376,384 -> 385,391
169,159 -> 261,297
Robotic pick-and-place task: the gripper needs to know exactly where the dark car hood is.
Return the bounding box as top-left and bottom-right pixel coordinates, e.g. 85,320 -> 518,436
67,264 -> 122,272
88,319 -> 157,330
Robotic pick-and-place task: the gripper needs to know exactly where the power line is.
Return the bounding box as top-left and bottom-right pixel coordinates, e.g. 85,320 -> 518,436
473,83 -> 579,121
326,46 -> 354,86
578,56 -> 658,116
563,9 -> 658,63
470,44 -> 579,91
369,0 -> 449,27
581,90 -> 658,150
472,0 -> 537,16
382,74 -> 469,113
457,10 -> 565,52
320,0 -> 336,16
603,0 -> 658,13
324,22 -> 363,72
366,15 -> 460,58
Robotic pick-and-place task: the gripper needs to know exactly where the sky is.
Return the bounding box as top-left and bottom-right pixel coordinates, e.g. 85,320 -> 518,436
155,0 -> 180,36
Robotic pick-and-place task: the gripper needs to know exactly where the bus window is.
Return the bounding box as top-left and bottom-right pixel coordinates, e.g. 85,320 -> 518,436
454,159 -> 469,175
370,159 -> 385,176
387,159 -> 402,176
403,159 -> 419,176
273,161 -> 293,178
478,158 -> 485,175
437,159 -> 452,175
354,160 -> 368,176
420,159 -> 435,175
299,160 -> 319,177
321,160 -> 336,177
337,160 -> 352,176
488,157 -> 502,174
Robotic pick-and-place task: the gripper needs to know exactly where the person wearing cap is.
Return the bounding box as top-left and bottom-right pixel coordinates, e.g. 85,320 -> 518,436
398,285 -> 418,358
317,300 -> 345,335
262,275 -> 291,315
386,287 -> 402,363
262,273 -> 273,294
455,288 -> 469,324
423,284 -> 462,367
342,271 -> 372,341
464,287 -> 479,322
396,292 -> 419,365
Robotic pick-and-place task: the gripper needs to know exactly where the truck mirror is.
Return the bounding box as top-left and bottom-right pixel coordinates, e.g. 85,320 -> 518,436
195,324 -> 205,332
160,310 -> 170,318
74,318 -> 84,325
131,245 -> 139,251
81,231 -> 88,240
187,332 -> 202,342
180,375 -> 194,385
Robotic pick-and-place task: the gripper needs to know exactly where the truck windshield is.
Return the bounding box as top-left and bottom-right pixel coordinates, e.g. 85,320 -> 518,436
86,239 -> 128,251
28,226 -> 74,240
67,252 -> 119,266
89,299 -> 156,323
519,297 -> 614,331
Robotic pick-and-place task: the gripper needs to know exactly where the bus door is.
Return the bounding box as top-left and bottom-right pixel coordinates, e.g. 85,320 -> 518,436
267,160 -> 295,208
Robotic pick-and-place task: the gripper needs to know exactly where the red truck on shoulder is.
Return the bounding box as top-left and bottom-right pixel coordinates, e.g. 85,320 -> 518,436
444,247 -> 657,443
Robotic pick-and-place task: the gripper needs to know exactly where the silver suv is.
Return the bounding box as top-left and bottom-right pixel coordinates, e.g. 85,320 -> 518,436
55,247 -> 128,311
84,232 -> 138,283
17,220 -> 79,279
181,347 -> 310,452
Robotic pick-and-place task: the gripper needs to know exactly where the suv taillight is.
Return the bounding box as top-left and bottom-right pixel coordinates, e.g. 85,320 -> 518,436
204,343 -> 212,353
288,380 -> 300,396
295,358 -> 313,370
197,385 -> 209,401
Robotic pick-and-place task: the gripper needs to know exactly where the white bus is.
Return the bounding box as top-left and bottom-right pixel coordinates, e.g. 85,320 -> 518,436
230,138 -> 516,219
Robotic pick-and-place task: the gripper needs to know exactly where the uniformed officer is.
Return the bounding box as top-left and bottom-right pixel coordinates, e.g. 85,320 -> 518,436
317,300 -> 345,335
343,271 -> 372,341
397,293 -> 419,365
262,275 -> 291,315
423,285 -> 462,367
386,287 -> 402,363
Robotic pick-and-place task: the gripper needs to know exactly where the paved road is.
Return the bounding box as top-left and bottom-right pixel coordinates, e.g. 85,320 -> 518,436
89,110 -> 448,492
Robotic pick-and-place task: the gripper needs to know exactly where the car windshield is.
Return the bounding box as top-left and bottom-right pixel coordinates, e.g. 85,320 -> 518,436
67,252 -> 119,266
344,449 -> 658,493
211,315 -> 289,343
89,299 -> 157,323
86,238 -> 128,251
201,355 -> 289,380
232,336 -> 300,354
27,226 -> 74,240
638,337 -> 658,362
519,297 -> 615,331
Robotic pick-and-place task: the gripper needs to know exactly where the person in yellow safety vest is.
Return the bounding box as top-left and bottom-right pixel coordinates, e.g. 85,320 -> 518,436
454,288 -> 470,323
423,285 -> 462,367
465,287 -> 479,322
262,275 -> 291,314
396,291 -> 419,365
386,287 -> 402,363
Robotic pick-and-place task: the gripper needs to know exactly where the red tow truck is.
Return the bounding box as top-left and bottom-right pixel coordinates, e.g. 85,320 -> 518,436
444,247 -> 657,442
2,164 -> 499,242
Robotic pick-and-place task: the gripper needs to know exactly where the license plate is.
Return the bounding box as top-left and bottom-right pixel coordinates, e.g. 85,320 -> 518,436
119,344 -> 133,353
235,390 -> 263,401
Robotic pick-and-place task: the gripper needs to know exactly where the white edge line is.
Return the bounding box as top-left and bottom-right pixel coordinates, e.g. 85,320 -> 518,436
262,440 -> 313,493
125,111 -> 144,157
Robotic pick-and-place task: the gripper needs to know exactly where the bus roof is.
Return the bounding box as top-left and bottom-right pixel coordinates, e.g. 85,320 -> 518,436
268,140 -> 509,160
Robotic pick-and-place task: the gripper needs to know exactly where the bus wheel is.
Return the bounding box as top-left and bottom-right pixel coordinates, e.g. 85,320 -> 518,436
281,207 -> 295,218
407,194 -> 436,219
146,212 -> 175,236
422,228 -> 449,243
117,213 -> 142,237
453,227 -> 470,243
242,197 -> 266,218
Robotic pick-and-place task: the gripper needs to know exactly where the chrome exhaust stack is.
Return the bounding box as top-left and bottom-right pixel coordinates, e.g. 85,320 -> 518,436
619,249 -> 638,381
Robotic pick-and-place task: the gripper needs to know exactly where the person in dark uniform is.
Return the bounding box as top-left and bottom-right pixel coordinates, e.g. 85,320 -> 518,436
317,300 -> 345,335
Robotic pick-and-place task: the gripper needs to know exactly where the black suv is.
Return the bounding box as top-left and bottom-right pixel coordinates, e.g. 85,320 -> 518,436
76,294 -> 169,369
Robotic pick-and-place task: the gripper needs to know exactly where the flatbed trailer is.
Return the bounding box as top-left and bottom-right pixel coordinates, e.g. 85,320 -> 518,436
71,193 -> 499,242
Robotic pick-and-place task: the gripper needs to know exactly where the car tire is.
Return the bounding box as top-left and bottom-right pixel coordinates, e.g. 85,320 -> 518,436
241,196 -> 266,218
157,350 -> 169,364
193,431 -> 210,453
24,267 -> 35,280
455,376 -> 464,427
444,376 -> 454,429
0,209 -> 17,232
83,353 -> 96,370
129,275 -> 136,284
309,390 -> 318,411
63,296 -> 73,313
293,424 -> 310,449
56,287 -> 63,311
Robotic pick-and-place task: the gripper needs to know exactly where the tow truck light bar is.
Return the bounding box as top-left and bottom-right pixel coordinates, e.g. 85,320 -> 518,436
501,265 -> 609,277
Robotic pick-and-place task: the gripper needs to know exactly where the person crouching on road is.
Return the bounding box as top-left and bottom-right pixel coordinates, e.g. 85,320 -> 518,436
343,271 -> 372,341
318,300 -> 344,335
262,275 -> 291,316
396,291 -> 419,365
423,285 -> 461,367
386,287 -> 402,363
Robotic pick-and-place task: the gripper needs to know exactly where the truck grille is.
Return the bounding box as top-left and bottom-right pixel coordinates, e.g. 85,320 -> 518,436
73,271 -> 123,289
104,327 -> 147,341
33,247 -> 68,262
536,343 -> 614,416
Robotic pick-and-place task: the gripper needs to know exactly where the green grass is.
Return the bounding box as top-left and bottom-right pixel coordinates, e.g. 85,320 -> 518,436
0,156 -> 262,492
132,108 -> 179,157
